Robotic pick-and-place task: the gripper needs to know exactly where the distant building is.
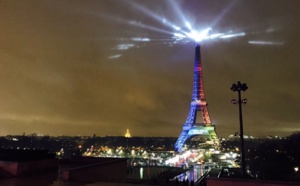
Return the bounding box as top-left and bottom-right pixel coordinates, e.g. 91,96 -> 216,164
125,129 -> 131,138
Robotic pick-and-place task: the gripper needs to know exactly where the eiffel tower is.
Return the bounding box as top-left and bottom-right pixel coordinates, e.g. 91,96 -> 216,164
174,43 -> 219,152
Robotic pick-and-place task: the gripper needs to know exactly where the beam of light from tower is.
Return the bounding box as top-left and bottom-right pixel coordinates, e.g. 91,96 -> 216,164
185,27 -> 212,42
95,0 -> 283,48
209,0 -> 238,28
128,1 -> 210,42
128,20 -> 173,35
99,0 -> 249,45
166,0 -> 187,26
125,1 -> 249,44
128,1 -> 178,30
90,0 -> 284,61
219,32 -> 246,39
248,40 -> 284,46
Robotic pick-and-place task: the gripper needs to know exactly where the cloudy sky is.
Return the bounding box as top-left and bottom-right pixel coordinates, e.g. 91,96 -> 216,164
0,0 -> 299,137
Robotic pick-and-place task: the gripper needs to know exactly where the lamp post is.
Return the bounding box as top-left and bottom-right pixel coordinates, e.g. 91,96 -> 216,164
231,81 -> 248,178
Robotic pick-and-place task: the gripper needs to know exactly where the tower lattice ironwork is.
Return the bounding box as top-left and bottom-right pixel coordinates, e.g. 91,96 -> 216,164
174,43 -> 219,152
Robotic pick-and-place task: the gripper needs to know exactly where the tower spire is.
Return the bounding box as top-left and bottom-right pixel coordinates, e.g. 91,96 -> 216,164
189,43 -> 211,125
174,43 -> 218,152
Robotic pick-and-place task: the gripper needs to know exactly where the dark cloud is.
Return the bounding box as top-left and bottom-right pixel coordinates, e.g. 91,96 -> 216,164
0,0 -> 299,137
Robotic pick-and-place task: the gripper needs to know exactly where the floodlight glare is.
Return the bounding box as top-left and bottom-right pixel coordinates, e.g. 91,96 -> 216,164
185,21 -> 192,30
173,27 -> 212,42
189,27 -> 211,42
172,25 -> 181,31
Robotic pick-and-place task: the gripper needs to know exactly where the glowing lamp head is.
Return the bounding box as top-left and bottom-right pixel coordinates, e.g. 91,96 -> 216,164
173,26 -> 211,43
187,28 -> 211,42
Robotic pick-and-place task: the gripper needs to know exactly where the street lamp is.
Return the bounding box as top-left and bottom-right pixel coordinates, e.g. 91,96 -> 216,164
231,81 -> 248,178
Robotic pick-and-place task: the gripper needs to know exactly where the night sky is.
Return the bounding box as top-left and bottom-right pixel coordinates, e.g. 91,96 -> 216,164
0,0 -> 299,137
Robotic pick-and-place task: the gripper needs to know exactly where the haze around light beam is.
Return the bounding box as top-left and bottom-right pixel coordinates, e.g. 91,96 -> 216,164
0,0 -> 297,137
127,0 -> 247,43
101,0 -> 284,61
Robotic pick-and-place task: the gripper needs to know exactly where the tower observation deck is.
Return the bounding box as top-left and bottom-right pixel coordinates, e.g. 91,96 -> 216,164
174,43 -> 219,152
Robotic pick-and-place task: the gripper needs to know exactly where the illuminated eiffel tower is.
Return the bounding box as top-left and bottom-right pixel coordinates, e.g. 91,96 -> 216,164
174,43 -> 219,152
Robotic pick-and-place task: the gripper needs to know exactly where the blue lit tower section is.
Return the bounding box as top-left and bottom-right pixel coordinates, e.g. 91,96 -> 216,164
174,43 -> 218,152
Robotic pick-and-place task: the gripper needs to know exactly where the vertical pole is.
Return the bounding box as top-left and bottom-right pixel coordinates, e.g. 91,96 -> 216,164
238,90 -> 246,177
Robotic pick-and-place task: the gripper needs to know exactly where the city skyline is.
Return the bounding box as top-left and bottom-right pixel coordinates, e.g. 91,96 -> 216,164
0,0 -> 299,137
